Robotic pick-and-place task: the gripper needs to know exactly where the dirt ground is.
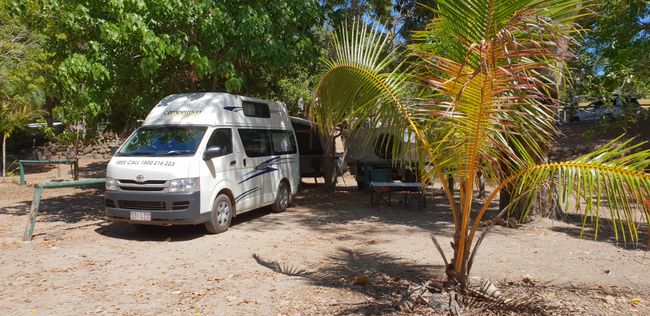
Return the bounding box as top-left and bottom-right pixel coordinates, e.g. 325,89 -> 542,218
1,123 -> 650,315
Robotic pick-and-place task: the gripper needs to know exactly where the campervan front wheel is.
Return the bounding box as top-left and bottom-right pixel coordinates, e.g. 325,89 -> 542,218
205,194 -> 233,234
272,181 -> 290,213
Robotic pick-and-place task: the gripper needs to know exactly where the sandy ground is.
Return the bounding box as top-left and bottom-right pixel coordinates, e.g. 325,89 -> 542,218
0,156 -> 649,315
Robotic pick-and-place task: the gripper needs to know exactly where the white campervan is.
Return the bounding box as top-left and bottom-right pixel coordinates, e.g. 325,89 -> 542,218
105,93 -> 300,233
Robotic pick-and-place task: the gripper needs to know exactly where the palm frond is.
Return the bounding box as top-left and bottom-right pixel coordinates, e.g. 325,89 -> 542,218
409,0 -> 585,186
512,137 -> 650,243
312,20 -> 438,164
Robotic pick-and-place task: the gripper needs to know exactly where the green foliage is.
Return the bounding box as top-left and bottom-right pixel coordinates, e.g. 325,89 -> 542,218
572,0 -> 650,98
322,0 -> 394,28
0,7 -> 45,135
0,7 -> 45,175
12,0 -> 325,131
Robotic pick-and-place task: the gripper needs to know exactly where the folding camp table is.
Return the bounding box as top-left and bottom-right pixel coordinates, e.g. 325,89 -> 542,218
369,181 -> 426,210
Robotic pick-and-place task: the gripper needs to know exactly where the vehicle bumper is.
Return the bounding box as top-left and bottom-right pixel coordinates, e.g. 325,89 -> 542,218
105,191 -> 208,225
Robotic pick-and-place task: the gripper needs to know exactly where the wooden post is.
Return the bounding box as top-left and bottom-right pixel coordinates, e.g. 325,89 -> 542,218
23,185 -> 43,241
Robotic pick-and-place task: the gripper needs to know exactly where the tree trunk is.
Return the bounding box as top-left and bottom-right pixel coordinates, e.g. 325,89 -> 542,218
45,96 -> 58,127
499,187 -> 511,213
320,133 -> 338,190
2,133 -> 6,177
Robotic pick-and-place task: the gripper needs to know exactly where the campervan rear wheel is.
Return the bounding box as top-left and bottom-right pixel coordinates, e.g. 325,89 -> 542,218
205,194 -> 233,234
272,181 -> 290,213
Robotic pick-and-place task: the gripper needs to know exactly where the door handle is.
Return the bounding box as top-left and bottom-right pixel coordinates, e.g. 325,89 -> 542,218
230,160 -> 236,166
243,159 -> 247,167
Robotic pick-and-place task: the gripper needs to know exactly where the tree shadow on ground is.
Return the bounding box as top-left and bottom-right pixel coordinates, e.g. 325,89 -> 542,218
254,247 -> 443,314
95,222 -> 207,242
252,248 -> 566,315
549,212 -> 648,250
0,188 -> 106,223
284,185 -> 500,238
79,161 -> 108,178
94,204 -> 275,242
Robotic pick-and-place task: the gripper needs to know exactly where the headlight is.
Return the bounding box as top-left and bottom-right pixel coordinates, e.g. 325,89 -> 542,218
169,177 -> 200,192
105,177 -> 117,191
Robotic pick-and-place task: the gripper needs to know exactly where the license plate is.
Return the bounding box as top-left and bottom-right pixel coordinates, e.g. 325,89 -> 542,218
129,211 -> 151,221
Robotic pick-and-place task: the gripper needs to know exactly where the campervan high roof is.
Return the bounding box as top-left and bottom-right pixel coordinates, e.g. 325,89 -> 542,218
142,92 -> 290,128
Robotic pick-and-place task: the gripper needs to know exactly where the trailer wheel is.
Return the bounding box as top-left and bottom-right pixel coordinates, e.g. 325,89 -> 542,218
272,181 -> 290,213
205,194 -> 233,234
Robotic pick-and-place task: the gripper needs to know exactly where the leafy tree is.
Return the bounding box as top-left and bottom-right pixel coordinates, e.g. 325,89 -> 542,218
12,0 -> 325,132
0,7 -> 44,176
572,0 -> 650,99
322,0 -> 394,28
393,0 -> 437,40
313,0 -> 650,298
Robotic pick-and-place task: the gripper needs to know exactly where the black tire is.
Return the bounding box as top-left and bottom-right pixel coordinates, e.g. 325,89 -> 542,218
272,181 -> 290,213
204,194 -> 233,234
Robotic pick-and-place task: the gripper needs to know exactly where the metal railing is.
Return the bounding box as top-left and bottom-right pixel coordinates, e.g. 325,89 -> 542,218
23,178 -> 105,241
18,159 -> 79,185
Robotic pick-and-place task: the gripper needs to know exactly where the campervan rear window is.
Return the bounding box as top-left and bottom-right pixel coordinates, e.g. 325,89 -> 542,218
238,129 -> 297,157
271,130 -> 297,155
242,101 -> 270,118
238,129 -> 273,157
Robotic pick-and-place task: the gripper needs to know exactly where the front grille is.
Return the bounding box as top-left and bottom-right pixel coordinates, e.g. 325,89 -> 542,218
119,179 -> 167,184
117,179 -> 167,192
172,201 -> 190,210
119,186 -> 165,192
118,200 -> 166,211
105,199 -> 116,208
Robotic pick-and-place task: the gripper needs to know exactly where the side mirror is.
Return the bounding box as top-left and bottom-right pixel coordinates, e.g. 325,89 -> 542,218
203,146 -> 224,160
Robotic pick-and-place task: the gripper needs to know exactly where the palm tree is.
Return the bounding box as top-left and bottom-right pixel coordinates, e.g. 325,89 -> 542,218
312,0 -> 650,291
1,9 -> 44,177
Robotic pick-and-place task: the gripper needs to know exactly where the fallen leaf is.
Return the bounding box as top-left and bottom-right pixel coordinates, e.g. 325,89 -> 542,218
353,275 -> 369,285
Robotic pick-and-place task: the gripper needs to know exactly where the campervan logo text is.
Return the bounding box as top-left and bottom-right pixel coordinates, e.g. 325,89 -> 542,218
163,110 -> 202,116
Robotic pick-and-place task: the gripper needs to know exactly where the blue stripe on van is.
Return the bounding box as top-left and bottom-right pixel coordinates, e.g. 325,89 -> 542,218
235,187 -> 261,202
223,106 -> 242,112
238,157 -> 295,184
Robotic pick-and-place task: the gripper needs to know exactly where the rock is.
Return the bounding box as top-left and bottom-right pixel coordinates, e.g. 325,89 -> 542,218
522,274 -> 534,285
604,295 -> 616,305
599,285 -> 614,295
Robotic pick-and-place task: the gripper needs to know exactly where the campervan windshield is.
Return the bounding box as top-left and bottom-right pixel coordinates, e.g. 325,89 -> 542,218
118,126 -> 207,157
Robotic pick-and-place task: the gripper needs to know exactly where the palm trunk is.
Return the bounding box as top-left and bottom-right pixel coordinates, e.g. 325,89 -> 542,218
448,178 -> 476,290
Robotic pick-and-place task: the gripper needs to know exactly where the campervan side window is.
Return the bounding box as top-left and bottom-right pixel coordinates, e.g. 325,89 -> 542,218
270,130 -> 297,155
242,101 -> 270,118
206,128 -> 233,156
238,129 -> 272,157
